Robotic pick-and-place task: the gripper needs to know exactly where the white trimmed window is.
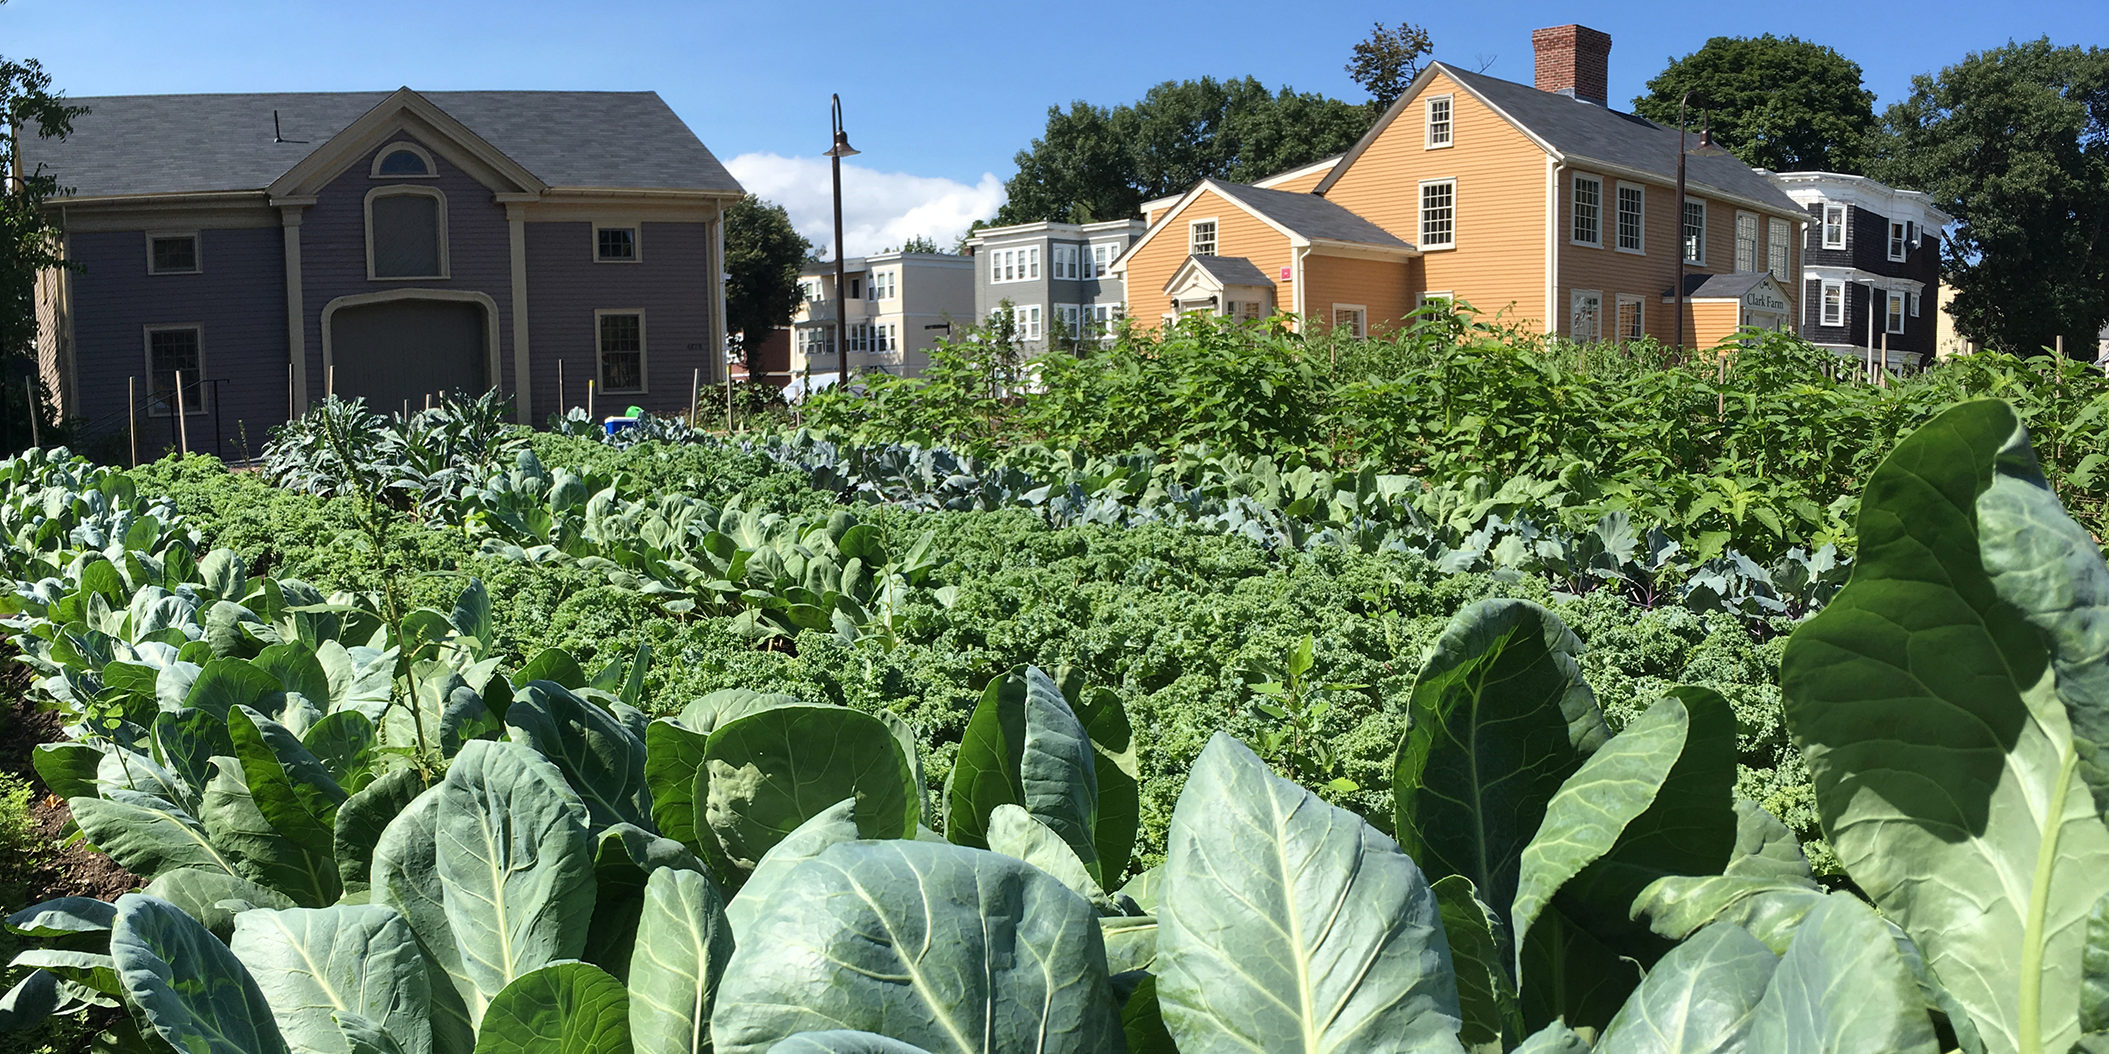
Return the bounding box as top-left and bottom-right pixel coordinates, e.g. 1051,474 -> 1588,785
1888,220 -> 1908,261
1735,212 -> 1758,272
1054,304 -> 1082,337
1053,245 -> 1079,279
1420,179 -> 1456,249
1087,242 -> 1118,278
870,270 -> 896,300
1615,184 -> 1644,253
1616,294 -> 1644,342
1682,200 -> 1706,265
1419,291 -> 1454,310
1820,279 -> 1845,326
798,279 -> 820,303
796,326 -> 832,359
989,246 -> 1041,284
144,325 -> 205,417
1572,174 -> 1602,247
1822,204 -> 1847,249
366,186 -> 448,280
1088,303 -> 1122,343
595,224 -> 639,263
1768,218 -> 1790,281
1015,304 -> 1043,340
1425,95 -> 1453,148
1331,305 -> 1367,337
1240,300 -> 1262,322
1886,291 -> 1905,333
1189,220 -> 1217,256
596,310 -> 646,394
370,143 -> 435,178
875,323 -> 897,353
147,232 -> 200,275
1909,291 -> 1920,317
1570,290 -> 1602,341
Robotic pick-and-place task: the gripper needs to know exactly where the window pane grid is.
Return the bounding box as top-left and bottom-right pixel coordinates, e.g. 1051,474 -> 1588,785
1420,181 -> 1455,249
597,227 -> 637,261
1426,97 -> 1452,147
1682,201 -> 1705,265
1190,222 -> 1217,256
1616,186 -> 1644,251
1768,219 -> 1790,281
1736,214 -> 1758,272
1573,177 -> 1601,245
599,313 -> 644,392
148,328 -> 202,416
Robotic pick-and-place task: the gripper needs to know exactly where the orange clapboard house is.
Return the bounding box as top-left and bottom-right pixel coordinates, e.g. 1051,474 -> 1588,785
1115,25 -> 1807,348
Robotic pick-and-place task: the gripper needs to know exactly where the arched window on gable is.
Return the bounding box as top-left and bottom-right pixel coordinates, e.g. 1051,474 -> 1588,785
366,186 -> 448,280
370,142 -> 436,178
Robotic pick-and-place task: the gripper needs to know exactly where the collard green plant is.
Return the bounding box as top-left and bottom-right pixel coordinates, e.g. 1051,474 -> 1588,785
1783,399 -> 2109,1054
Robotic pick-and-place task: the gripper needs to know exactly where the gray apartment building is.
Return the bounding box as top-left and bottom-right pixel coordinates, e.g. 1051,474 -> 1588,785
27,88 -> 742,446
965,220 -> 1145,351
786,251 -> 975,384
1770,171 -> 1951,367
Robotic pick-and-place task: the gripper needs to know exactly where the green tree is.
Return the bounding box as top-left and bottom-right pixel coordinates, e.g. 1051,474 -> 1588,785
723,194 -> 810,358
1634,35 -> 1876,173
1870,39 -> 2109,357
995,77 -> 1370,225
1345,21 -> 1434,109
2,52 -> 84,450
898,235 -> 940,254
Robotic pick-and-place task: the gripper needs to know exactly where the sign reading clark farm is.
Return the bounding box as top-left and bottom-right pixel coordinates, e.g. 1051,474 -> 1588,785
1743,284 -> 1789,313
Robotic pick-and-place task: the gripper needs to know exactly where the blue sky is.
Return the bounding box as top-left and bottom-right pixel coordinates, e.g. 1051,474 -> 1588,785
5,0 -> 2103,254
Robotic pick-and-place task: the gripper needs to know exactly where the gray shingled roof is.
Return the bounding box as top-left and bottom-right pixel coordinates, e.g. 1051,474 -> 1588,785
24,90 -> 741,198
1183,255 -> 1276,289
1215,182 -> 1414,248
1439,66 -> 1800,214
1678,272 -> 1774,299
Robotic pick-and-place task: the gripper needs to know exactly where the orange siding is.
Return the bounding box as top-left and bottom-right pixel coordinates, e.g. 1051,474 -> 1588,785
1553,171 -> 1806,343
1260,166 -> 1333,195
1121,188 -> 1297,328
1303,254 -> 1413,335
1688,300 -> 1742,347
1322,70 -> 1550,328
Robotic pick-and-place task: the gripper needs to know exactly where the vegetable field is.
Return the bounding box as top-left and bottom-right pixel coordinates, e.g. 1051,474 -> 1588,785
0,320 -> 2107,1053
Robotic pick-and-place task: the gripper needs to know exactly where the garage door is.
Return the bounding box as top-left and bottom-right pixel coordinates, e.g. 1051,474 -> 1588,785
329,299 -> 487,413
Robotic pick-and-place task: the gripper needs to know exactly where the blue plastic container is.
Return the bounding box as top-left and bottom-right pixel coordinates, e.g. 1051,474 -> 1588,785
603,416 -> 640,436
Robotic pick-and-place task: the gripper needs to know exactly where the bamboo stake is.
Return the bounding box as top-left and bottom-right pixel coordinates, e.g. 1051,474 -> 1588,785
24,378 -> 38,449
587,380 -> 595,421
557,360 -> 566,413
1879,333 -> 1889,389
327,364 -> 336,398
128,376 -> 138,468
174,370 -> 189,454
287,362 -> 295,419
424,393 -> 433,412
689,367 -> 701,429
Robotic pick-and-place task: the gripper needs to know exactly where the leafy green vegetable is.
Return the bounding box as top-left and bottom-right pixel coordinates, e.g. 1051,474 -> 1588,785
1156,732 -> 1463,1053
110,893 -> 290,1054
470,961 -> 629,1054
701,702 -> 917,874
943,666 -> 1102,881
228,904 -> 435,1054
626,867 -> 734,1054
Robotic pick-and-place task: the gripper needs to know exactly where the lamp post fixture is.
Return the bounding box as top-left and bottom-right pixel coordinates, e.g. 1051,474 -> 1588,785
824,94 -> 859,392
1673,91 -> 1726,351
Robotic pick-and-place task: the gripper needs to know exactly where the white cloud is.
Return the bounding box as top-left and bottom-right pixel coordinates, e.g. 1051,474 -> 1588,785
725,152 -> 1006,257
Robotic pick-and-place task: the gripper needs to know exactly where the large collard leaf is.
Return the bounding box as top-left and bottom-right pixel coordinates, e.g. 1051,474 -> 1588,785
585,822 -> 707,978
768,1034 -> 937,1053
434,740 -> 595,1020
143,868 -> 296,942
1744,894 -> 1939,1053
70,788 -> 238,880
472,961 -> 629,1054
1432,875 -> 1523,1049
1511,690 -> 1736,981
986,804 -> 1122,913
1393,599 -> 1608,936
942,666 -> 1101,882
1592,923 -> 1775,1054
371,785 -> 478,1049
199,756 -> 341,907
628,867 -> 735,1054
336,767 -> 431,893
228,904 -> 435,1054
646,717 -> 713,855
109,893 -> 291,1054
505,681 -> 652,830
228,705 -> 348,861
1780,399 -> 2109,1054
702,703 -> 917,874
152,708 -> 235,802
1156,732 -> 1464,1054
1632,801 -> 1826,954
724,798 -> 861,937
5,897 -> 117,938
304,711 -> 379,794
1073,684 -> 1142,884
711,839 -> 1121,1054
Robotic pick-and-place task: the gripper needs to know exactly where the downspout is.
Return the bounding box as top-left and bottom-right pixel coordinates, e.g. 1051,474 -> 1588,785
1292,244 -> 1309,330
1547,157 -> 1562,337
714,198 -> 729,391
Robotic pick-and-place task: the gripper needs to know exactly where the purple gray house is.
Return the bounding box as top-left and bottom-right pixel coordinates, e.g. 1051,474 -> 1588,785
26,87 -> 742,446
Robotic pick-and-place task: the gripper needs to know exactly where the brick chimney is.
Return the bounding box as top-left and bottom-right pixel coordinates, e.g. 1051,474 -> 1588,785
1531,25 -> 1612,106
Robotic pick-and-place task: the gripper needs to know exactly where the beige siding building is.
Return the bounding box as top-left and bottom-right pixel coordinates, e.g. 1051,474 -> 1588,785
787,251 -> 974,387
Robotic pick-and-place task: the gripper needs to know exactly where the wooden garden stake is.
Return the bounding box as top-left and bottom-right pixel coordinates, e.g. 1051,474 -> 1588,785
174,370 -> 189,454
24,378 -> 38,449
587,379 -> 595,421
128,376 -> 138,468
689,366 -> 700,428
327,364 -> 335,398
557,360 -> 566,413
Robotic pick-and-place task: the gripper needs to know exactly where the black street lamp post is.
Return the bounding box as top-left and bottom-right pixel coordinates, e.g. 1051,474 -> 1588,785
825,95 -> 859,391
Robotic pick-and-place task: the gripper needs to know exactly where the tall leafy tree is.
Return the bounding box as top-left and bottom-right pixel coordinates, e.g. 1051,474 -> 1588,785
1345,21 -> 1434,109
1634,35 -> 1876,173
2,51 -> 85,450
1871,39 -> 2109,356
723,194 -> 810,358
994,77 -> 1369,225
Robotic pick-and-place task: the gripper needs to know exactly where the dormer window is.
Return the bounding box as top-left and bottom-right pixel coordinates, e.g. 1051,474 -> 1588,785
365,186 -> 448,280
370,143 -> 436,178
